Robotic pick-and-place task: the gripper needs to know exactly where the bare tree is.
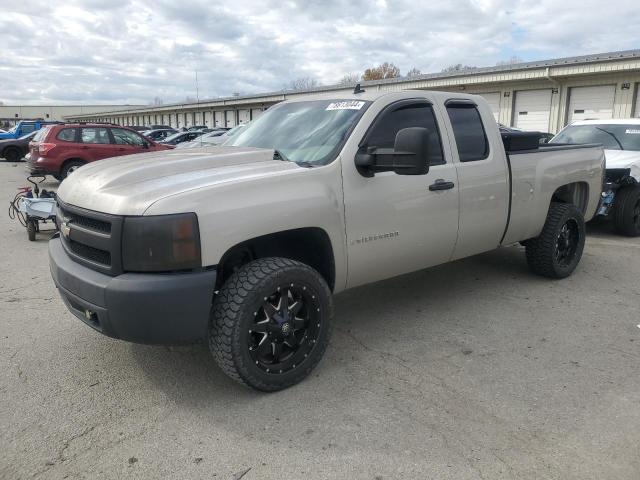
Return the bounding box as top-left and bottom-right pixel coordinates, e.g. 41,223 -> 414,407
337,73 -> 360,86
406,67 -> 422,78
362,62 -> 401,81
149,96 -> 164,106
441,63 -> 476,73
184,96 -> 196,103
288,77 -> 320,91
496,56 -> 523,66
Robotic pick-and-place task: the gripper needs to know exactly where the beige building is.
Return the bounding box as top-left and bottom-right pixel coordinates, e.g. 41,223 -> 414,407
0,104 -> 141,128
66,49 -> 640,134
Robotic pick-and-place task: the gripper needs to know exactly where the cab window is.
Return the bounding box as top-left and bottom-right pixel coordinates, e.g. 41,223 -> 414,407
446,104 -> 489,162
364,102 -> 445,165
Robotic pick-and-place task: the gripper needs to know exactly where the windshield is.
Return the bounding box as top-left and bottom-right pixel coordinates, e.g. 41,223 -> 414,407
225,99 -> 370,165
162,132 -> 187,143
551,124 -> 640,151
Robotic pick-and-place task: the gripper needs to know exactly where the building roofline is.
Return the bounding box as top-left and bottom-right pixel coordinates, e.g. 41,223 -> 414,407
66,49 -> 640,117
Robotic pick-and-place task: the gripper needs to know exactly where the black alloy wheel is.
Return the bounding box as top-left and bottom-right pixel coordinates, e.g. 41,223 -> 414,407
554,219 -> 580,267
248,283 -> 321,374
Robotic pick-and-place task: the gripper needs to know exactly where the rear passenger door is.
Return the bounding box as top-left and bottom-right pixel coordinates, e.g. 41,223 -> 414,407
79,127 -> 114,161
442,99 -> 510,260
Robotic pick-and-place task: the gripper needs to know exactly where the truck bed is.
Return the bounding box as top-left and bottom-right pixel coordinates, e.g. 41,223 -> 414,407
502,142 -> 604,245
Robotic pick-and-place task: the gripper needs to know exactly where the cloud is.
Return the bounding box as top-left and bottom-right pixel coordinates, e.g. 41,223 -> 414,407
0,0 -> 638,105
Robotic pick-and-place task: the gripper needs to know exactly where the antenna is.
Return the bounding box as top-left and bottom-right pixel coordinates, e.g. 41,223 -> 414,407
353,83 -> 365,94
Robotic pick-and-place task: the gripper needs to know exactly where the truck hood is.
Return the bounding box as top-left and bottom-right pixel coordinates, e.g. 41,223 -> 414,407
56,146 -> 300,215
605,149 -> 640,180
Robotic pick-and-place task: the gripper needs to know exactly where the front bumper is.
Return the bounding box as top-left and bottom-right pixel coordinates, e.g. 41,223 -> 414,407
49,236 -> 217,344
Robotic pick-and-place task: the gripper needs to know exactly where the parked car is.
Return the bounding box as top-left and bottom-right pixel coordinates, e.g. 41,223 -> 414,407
148,124 -> 172,130
0,130 -> 38,162
174,130 -> 228,149
0,120 -> 61,140
128,126 -> 148,132
50,90 -> 604,391
26,123 -> 173,180
142,128 -> 177,141
159,130 -> 206,145
550,118 -> 640,236
187,125 -> 209,131
185,123 -> 246,147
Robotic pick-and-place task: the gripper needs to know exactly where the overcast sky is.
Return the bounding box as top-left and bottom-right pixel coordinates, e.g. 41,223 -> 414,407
1,0 -> 638,105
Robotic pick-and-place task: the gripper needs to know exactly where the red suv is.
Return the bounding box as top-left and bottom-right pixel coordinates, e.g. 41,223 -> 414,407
27,123 -> 173,180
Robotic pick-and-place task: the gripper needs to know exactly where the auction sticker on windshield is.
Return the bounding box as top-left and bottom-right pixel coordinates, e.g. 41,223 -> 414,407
326,101 -> 366,111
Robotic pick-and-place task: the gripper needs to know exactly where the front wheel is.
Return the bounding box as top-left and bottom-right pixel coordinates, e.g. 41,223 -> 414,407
613,185 -> 640,237
209,257 -> 333,391
525,202 -> 586,279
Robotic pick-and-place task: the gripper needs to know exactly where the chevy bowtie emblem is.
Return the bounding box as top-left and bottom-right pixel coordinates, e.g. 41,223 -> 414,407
60,220 -> 71,239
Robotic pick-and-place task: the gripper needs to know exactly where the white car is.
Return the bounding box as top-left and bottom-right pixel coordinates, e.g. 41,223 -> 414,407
551,119 -> 640,236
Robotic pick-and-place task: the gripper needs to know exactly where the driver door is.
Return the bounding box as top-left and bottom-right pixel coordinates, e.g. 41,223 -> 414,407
342,100 -> 460,288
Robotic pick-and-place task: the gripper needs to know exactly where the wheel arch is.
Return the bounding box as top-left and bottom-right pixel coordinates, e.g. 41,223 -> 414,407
60,157 -> 87,174
551,181 -> 590,216
215,227 -> 336,292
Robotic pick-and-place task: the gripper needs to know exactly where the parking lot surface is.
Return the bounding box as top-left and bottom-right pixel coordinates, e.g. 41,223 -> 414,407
1,161 -> 639,479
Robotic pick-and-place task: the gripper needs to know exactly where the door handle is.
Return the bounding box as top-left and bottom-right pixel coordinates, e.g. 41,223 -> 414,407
429,179 -> 455,191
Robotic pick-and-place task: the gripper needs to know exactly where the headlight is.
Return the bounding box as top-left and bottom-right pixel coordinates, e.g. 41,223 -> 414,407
122,213 -> 201,272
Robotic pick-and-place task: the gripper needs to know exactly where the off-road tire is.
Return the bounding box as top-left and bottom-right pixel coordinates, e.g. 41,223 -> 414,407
60,160 -> 85,179
613,185 -> 640,237
525,202 -> 585,279
3,147 -> 22,162
209,257 -> 333,391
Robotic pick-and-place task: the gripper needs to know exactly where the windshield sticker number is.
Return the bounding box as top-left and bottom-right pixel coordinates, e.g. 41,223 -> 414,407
625,129 -> 640,134
326,101 -> 365,111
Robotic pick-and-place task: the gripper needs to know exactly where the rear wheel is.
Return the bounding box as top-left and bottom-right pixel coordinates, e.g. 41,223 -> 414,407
209,257 -> 333,391
525,202 -> 585,279
3,147 -> 21,162
613,185 -> 640,237
60,160 -> 85,179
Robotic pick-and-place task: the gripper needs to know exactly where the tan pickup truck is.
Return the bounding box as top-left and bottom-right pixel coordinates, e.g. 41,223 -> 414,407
49,89 -> 605,390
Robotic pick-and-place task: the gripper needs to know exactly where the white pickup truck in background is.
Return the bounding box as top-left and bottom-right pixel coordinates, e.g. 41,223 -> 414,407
49,89 -> 605,390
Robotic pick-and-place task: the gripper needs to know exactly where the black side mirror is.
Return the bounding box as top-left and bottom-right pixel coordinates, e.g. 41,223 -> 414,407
355,127 -> 430,177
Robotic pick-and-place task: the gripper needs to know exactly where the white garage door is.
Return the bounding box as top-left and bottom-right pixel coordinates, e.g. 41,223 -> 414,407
513,89 -> 552,131
251,108 -> 264,120
479,93 -> 500,121
238,109 -> 250,124
568,85 -> 616,122
225,110 -> 236,127
214,111 -> 224,128
634,84 -> 640,117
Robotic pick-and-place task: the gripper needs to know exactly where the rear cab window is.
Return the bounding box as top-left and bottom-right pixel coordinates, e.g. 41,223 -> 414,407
446,101 -> 489,162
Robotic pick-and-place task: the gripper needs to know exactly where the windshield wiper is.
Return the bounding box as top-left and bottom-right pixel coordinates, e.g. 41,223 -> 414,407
594,127 -> 624,150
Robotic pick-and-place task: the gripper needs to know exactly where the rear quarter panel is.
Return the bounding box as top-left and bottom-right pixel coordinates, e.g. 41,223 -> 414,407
503,145 -> 604,244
